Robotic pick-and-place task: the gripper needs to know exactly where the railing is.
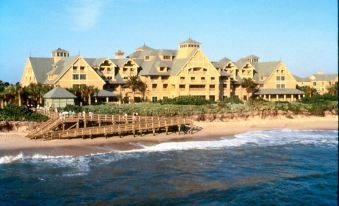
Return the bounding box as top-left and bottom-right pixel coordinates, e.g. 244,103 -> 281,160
30,109 -> 193,140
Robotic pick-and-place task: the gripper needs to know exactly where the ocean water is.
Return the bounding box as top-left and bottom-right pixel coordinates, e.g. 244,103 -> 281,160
0,129 -> 338,206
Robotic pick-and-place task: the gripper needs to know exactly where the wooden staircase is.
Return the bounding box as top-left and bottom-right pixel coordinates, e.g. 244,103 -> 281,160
28,111 -> 193,140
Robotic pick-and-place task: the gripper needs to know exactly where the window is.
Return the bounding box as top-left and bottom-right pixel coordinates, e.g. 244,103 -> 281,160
73,66 -> 77,71
276,76 -> 285,81
80,74 -> 86,80
201,77 -> 205,81
151,76 -> 158,80
152,97 -> 157,102
191,77 -> 195,80
211,77 -> 215,80
276,84 -> 285,89
152,84 -> 157,88
313,82 -> 316,86
163,84 -> 168,89
203,68 -> 207,72
159,67 -> 166,72
80,66 -> 85,70
161,76 -> 169,80
210,85 -> 215,88
180,77 -> 185,80
163,55 -> 171,60
145,56 -> 150,60
163,96 -> 168,100
179,84 -> 185,89
73,74 -> 79,80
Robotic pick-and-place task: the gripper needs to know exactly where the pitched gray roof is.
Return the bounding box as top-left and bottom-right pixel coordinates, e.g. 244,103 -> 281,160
52,48 -> 68,53
293,75 -> 309,82
256,88 -> 304,95
84,58 -> 109,67
180,38 -> 200,45
136,44 -> 153,51
43,87 -> 76,99
253,61 -> 280,82
312,73 -> 338,81
94,90 -> 117,97
29,57 -> 54,83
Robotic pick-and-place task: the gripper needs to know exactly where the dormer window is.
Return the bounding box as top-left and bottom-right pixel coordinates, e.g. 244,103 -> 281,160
163,55 -> 171,60
159,67 -> 166,72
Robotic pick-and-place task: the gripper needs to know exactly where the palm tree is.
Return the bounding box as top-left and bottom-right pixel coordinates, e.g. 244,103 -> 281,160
296,85 -> 318,97
24,83 -> 52,107
241,78 -> 258,100
79,85 -> 98,105
326,82 -> 338,97
125,76 -> 146,103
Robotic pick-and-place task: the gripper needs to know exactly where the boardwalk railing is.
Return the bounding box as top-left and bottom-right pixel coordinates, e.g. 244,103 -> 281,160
29,109 -> 193,140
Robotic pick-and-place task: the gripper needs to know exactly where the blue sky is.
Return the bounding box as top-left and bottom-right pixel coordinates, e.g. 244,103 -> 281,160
0,0 -> 337,83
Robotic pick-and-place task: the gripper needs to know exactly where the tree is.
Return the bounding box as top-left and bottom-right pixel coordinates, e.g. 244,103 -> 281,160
327,82 -> 338,97
241,78 -> 258,99
125,76 -> 146,103
79,85 -> 98,105
297,85 -> 318,97
24,83 -> 52,106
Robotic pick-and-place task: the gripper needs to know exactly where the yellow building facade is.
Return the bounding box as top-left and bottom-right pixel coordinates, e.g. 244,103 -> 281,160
294,72 -> 338,94
21,39 -> 308,103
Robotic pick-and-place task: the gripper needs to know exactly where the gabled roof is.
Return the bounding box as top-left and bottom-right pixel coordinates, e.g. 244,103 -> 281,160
234,59 -> 255,69
43,87 -> 76,99
94,90 -> 117,97
171,48 -> 199,74
29,57 -> 54,83
253,61 -> 281,82
311,73 -> 338,81
180,38 -> 200,45
84,58 -> 111,67
48,56 -> 79,75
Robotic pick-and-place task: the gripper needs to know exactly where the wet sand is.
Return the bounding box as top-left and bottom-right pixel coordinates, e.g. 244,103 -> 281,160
0,115 -> 337,156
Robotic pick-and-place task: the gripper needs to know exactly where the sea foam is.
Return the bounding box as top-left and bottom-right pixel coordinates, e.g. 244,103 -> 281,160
121,129 -> 338,153
0,129 -> 337,165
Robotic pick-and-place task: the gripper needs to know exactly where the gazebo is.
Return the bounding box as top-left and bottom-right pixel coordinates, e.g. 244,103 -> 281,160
94,90 -> 118,103
43,87 -> 77,108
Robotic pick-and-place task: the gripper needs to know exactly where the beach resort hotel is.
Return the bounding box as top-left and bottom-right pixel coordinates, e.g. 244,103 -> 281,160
20,38 -> 337,103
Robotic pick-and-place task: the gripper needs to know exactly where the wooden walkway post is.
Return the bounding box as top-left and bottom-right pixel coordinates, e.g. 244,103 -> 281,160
152,117 -> 155,136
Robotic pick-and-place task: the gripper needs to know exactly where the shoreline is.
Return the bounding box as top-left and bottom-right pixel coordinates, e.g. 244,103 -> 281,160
0,115 -> 338,157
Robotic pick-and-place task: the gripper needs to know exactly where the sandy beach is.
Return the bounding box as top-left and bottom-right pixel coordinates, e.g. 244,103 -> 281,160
0,115 -> 338,156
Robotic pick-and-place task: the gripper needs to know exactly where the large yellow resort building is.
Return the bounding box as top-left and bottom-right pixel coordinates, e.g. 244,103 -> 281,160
21,38 -> 309,103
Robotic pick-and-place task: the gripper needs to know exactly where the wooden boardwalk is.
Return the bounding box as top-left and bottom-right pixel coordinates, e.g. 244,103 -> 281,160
28,110 -> 193,140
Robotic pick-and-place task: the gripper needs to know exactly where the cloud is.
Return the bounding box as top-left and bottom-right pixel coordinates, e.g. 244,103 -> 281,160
67,0 -> 106,31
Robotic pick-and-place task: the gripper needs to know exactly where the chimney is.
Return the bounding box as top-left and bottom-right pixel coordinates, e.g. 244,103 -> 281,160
115,50 -> 124,59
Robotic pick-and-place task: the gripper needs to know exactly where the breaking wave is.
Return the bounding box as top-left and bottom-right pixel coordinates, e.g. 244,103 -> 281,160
1,129 -> 337,165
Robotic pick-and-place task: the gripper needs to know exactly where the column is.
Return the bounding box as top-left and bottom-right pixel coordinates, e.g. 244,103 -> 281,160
283,94 -> 286,101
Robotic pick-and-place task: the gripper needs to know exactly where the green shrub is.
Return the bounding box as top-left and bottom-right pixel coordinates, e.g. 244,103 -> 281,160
0,104 -> 48,122
62,104 -> 83,113
220,96 -> 243,104
299,94 -> 338,104
159,96 -> 213,105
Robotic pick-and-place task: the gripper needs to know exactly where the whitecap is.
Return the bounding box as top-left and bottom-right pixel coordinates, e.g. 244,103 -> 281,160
0,152 -> 24,164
